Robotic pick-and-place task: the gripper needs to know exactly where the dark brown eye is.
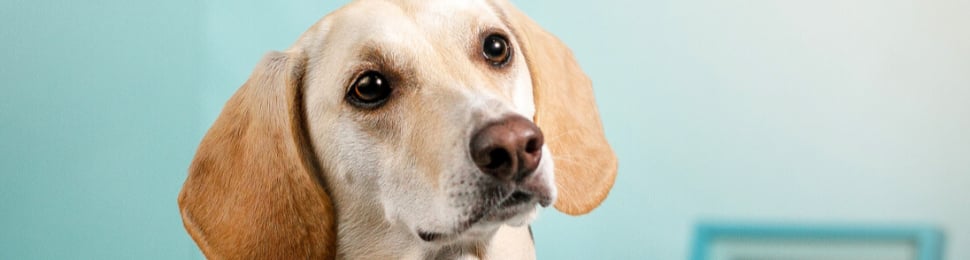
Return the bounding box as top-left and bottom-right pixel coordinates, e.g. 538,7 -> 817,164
482,34 -> 511,66
347,71 -> 392,108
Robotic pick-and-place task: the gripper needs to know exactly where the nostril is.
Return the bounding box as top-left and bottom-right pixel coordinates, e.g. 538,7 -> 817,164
524,138 -> 540,154
484,148 -> 511,170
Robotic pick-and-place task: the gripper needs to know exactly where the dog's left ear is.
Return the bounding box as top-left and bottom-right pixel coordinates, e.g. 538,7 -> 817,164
502,2 -> 618,216
177,51 -> 336,259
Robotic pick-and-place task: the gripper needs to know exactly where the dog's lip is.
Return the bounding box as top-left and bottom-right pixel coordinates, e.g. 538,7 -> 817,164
417,231 -> 445,242
493,187 -> 551,210
474,170 -> 555,222
498,191 -> 533,208
518,171 -> 555,208
481,191 -> 538,221
466,183 -> 551,228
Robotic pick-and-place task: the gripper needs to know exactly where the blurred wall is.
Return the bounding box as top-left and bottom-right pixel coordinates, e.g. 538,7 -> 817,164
0,0 -> 204,258
521,0 -> 969,259
1,0 -> 967,259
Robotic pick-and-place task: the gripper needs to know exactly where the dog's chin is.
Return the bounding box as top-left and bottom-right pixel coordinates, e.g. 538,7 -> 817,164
415,167 -> 557,244
416,206 -> 538,244
415,192 -> 546,244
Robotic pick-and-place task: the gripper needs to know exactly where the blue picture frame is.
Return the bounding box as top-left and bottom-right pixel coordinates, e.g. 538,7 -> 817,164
690,222 -> 944,260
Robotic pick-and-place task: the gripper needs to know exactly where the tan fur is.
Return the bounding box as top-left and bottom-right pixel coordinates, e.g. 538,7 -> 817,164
177,0 -> 616,258
177,52 -> 337,259
501,2 -> 619,216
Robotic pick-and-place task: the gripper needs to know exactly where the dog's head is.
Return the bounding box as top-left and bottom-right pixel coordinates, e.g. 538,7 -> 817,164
178,0 -> 616,258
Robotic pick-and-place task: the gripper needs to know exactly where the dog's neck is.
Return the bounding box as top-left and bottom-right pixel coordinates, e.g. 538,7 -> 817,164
329,189 -> 536,259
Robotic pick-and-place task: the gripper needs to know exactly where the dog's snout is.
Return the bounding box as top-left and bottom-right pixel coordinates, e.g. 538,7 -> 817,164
470,115 -> 544,182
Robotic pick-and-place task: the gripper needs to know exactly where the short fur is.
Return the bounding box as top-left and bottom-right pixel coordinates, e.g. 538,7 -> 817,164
178,0 -> 616,259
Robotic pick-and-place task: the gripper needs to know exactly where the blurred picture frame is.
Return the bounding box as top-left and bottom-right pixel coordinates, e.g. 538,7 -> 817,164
691,223 -> 944,260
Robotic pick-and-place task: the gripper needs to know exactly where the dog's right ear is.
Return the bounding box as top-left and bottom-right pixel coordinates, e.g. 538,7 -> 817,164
500,2 -> 618,216
177,51 -> 336,259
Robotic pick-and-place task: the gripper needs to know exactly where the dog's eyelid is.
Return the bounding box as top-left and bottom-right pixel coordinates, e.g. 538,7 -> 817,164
342,58 -> 389,88
478,27 -> 514,45
341,64 -> 378,93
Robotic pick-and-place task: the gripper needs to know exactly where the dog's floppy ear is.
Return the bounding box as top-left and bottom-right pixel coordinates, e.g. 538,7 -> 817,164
177,51 -> 336,259
503,3 -> 618,216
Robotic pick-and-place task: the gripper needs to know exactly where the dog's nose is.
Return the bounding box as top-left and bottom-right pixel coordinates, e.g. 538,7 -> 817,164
470,115 -> 544,182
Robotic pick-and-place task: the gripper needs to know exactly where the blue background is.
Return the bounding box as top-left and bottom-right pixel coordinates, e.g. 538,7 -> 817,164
2,0 -> 967,259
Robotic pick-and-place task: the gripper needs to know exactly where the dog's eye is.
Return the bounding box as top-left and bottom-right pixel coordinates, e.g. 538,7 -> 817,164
482,34 -> 511,66
347,71 -> 392,108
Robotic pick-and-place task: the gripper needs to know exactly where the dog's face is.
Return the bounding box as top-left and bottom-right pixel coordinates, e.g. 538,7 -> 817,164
303,0 -> 552,242
178,0 -> 617,258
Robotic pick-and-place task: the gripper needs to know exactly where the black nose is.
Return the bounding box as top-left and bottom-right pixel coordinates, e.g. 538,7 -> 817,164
469,115 -> 544,182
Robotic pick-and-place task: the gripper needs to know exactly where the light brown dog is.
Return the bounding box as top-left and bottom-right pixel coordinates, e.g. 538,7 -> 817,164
178,0 -> 616,258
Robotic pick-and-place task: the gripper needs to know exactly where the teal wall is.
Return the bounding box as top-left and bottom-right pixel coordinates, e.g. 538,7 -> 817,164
1,0 -> 204,258
2,0 -> 967,259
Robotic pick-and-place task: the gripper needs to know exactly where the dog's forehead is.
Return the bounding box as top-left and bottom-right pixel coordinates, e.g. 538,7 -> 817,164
334,0 -> 506,39
305,0 -> 521,92
300,0 -> 533,118
386,0 -> 502,22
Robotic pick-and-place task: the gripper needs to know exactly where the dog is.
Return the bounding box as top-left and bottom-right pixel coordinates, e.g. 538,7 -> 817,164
177,0 -> 616,258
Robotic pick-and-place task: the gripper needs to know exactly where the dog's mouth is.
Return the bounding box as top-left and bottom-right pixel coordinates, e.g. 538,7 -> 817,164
482,190 -> 542,221
417,185 -> 553,243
